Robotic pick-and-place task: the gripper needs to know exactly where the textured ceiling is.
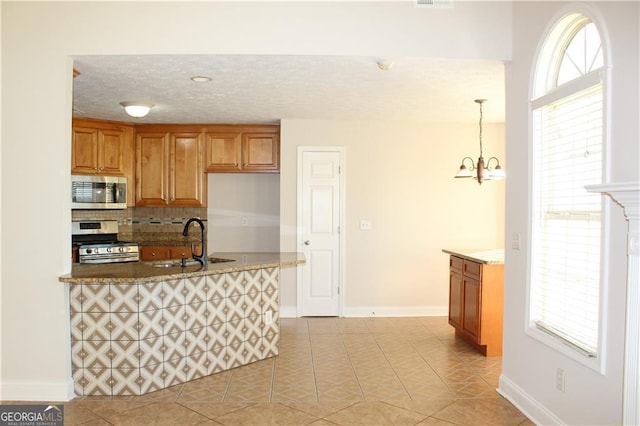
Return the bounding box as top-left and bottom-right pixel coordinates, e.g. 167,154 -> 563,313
72,54 -> 505,125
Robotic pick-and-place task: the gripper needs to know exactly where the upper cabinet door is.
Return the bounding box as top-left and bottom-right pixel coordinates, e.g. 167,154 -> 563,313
242,133 -> 279,173
170,132 -> 206,207
136,129 -> 206,207
136,132 -> 170,206
205,125 -> 280,173
72,124 -> 128,176
98,128 -> 126,175
71,119 -> 134,205
204,133 -> 242,172
71,126 -> 99,174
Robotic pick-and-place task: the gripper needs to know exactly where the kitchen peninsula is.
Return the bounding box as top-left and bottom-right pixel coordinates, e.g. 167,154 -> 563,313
59,252 -> 304,396
443,249 -> 504,357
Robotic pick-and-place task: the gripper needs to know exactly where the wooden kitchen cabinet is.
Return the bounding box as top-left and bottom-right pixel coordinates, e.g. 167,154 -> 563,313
139,245 -> 172,261
205,125 -> 279,173
71,119 -> 135,206
242,132 -> 279,172
448,256 -> 464,330
139,245 -> 201,261
204,132 -> 242,172
447,255 -> 504,356
135,128 -> 206,207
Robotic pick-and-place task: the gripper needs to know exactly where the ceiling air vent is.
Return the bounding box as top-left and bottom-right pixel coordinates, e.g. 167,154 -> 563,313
413,0 -> 453,8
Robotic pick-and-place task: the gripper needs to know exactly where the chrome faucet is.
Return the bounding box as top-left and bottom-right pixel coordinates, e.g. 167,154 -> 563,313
182,218 -> 207,266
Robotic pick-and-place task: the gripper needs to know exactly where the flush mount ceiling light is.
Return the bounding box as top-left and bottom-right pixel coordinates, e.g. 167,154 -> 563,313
190,76 -> 212,82
120,101 -> 154,118
455,99 -> 505,185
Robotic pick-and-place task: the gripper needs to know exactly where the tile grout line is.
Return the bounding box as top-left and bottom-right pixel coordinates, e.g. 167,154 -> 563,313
336,320 -> 366,402
306,318 -> 321,403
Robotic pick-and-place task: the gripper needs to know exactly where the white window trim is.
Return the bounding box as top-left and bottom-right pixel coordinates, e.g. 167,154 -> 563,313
525,10 -> 611,374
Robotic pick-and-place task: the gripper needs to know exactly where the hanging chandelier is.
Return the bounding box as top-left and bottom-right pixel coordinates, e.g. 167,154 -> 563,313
455,99 -> 505,184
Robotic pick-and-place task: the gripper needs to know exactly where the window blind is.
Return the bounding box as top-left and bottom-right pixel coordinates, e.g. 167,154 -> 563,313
531,83 -> 603,356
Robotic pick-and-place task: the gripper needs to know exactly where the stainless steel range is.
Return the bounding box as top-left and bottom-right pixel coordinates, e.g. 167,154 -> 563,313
72,220 -> 139,264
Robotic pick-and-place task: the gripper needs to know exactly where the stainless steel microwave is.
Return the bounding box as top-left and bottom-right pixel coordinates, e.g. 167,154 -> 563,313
71,175 -> 127,209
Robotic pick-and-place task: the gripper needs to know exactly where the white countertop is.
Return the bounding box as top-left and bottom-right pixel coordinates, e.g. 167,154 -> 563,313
442,248 -> 504,265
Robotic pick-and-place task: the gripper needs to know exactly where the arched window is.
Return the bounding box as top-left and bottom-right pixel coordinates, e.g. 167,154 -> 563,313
529,13 -> 605,363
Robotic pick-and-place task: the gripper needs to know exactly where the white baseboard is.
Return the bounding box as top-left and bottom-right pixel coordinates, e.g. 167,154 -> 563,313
343,305 -> 448,317
280,305 -> 298,318
1,379 -> 75,402
498,373 -> 564,426
280,305 -> 447,318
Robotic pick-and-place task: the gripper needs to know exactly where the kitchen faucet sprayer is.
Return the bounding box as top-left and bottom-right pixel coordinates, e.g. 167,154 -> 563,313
182,218 -> 207,266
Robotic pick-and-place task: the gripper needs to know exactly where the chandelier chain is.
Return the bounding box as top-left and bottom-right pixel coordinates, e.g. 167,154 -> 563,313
478,100 -> 484,158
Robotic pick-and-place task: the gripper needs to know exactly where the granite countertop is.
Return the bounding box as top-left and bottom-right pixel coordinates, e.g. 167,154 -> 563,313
59,252 -> 305,284
442,248 -> 505,265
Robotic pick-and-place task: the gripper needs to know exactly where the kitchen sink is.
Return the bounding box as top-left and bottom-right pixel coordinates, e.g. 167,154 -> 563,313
149,257 -> 234,268
208,257 -> 235,264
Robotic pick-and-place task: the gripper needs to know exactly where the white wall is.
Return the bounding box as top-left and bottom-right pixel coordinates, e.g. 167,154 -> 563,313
500,2 -> 639,425
0,1 -> 512,401
279,119 -> 505,315
207,174 -> 280,252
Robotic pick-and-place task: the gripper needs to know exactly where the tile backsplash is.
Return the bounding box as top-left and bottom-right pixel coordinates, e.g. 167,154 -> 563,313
72,207 -> 207,243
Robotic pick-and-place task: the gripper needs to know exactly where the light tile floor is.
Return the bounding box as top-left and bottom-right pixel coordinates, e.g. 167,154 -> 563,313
7,317 -> 534,425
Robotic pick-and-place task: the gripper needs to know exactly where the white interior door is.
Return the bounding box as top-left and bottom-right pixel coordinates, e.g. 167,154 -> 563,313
297,148 -> 343,316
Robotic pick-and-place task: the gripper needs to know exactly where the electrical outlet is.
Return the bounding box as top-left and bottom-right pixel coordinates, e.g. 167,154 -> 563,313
512,233 -> 521,250
556,368 -> 566,392
265,310 -> 273,325
360,220 -> 372,230
241,217 -> 248,227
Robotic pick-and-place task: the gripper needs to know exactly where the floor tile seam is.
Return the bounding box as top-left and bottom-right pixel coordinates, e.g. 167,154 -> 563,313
367,400 -> 437,424
78,404 -> 122,425
336,329 -> 375,402
305,319 -> 322,403
218,373 -> 233,402
267,353 -> 277,403
388,398 -> 461,425
410,339 -> 471,397
368,333 -> 426,399
279,400 -> 359,422
176,400 -> 259,422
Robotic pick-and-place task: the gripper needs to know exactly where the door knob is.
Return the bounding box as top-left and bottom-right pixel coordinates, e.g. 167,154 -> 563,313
304,240 -> 311,245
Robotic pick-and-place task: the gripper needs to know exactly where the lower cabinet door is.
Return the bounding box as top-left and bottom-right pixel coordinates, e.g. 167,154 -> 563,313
462,277 -> 481,342
448,269 -> 464,330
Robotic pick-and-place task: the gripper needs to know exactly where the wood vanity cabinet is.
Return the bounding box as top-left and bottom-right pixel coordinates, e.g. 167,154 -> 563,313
71,118 -> 135,206
205,125 -> 279,173
135,128 -> 206,207
448,255 -> 504,356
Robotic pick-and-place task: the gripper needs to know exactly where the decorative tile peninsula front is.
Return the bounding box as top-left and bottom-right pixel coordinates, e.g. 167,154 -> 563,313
59,252 -> 304,396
